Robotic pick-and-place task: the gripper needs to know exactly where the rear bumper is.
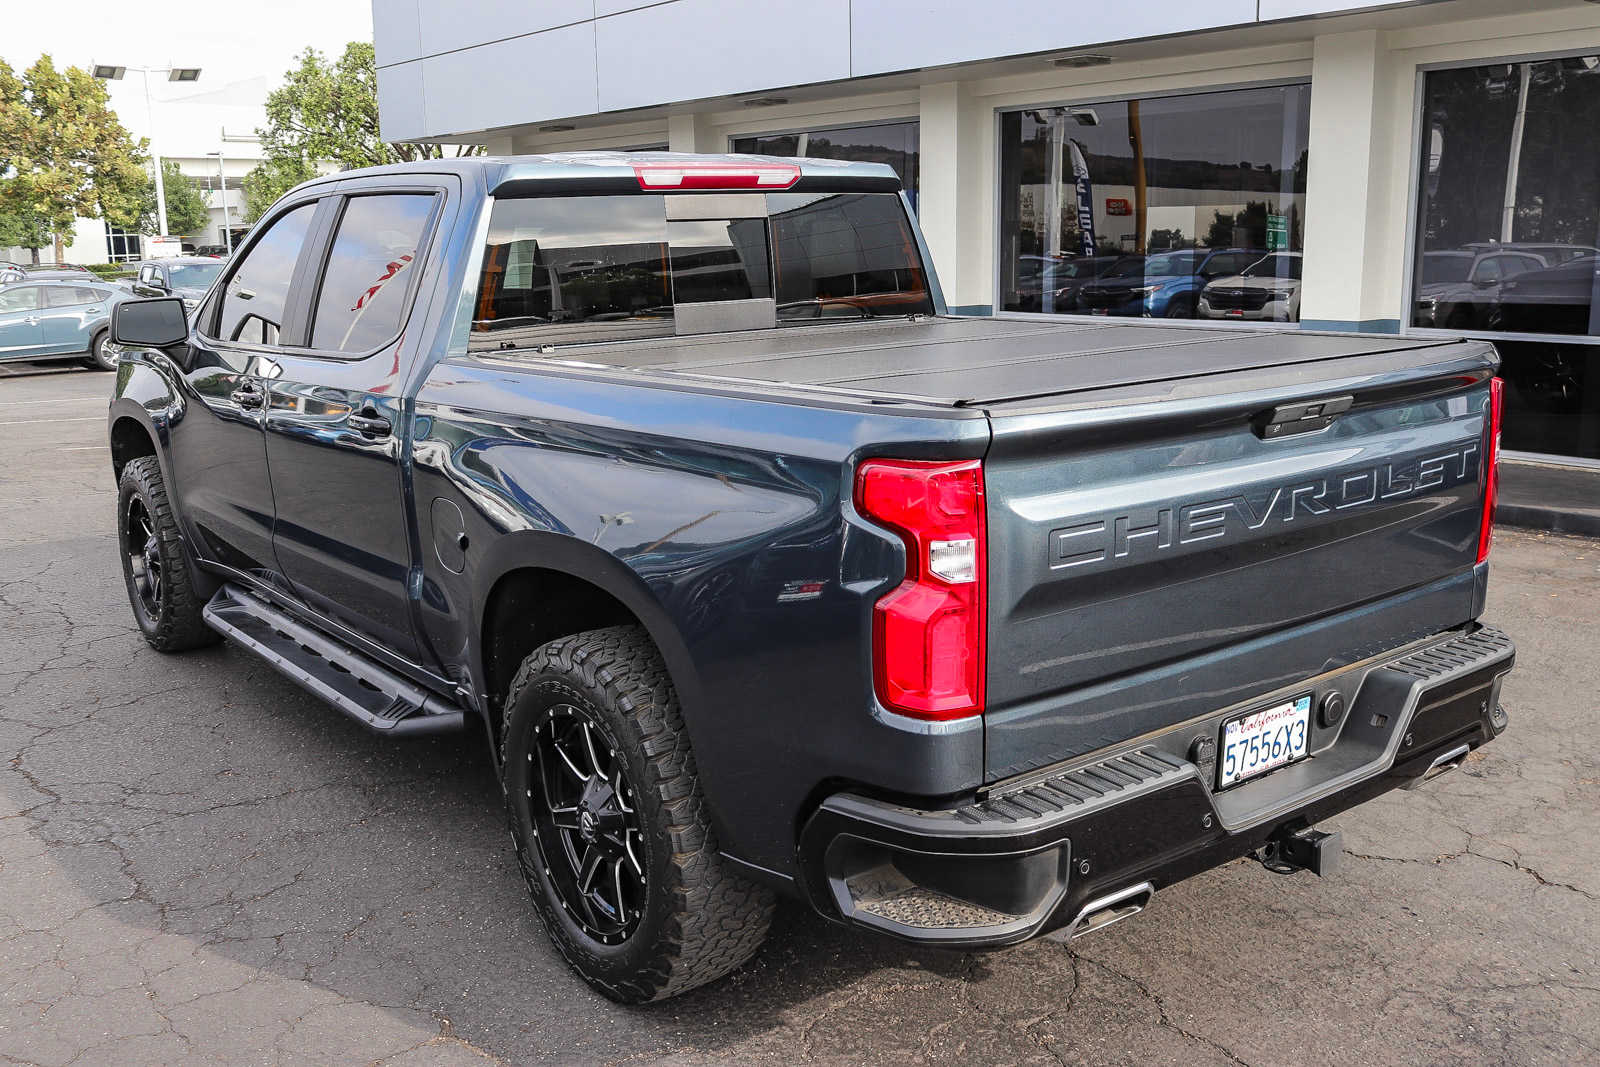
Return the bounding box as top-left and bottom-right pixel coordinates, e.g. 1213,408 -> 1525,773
796,624 -> 1514,948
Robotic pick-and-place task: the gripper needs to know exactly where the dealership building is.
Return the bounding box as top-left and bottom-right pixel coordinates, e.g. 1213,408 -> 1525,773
372,0 -> 1600,482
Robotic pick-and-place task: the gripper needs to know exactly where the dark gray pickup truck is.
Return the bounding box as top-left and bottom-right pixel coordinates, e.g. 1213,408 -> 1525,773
105,152 -> 1515,1002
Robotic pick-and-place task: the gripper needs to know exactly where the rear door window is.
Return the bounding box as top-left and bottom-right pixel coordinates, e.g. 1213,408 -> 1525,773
214,202 -> 318,345
309,193 -> 437,354
0,287 -> 41,313
44,286 -> 92,308
469,191 -> 930,348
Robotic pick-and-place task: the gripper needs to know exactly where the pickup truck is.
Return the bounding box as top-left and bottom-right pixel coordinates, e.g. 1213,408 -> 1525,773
105,152 -> 1516,1003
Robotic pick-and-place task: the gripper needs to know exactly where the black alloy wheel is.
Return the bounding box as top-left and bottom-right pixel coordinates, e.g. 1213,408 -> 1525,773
524,702 -> 647,944
124,495 -> 164,621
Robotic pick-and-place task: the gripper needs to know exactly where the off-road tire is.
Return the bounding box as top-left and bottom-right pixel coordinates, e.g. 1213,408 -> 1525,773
83,329 -> 115,371
117,457 -> 218,652
500,625 -> 774,1002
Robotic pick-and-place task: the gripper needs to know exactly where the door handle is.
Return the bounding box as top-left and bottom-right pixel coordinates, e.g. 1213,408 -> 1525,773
229,383 -> 264,408
348,405 -> 392,438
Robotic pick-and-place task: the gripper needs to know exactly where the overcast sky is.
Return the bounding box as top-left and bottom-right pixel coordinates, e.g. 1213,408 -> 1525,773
1,0 -> 374,146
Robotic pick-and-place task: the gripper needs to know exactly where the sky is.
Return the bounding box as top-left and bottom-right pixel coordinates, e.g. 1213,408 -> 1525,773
1,0 -> 375,154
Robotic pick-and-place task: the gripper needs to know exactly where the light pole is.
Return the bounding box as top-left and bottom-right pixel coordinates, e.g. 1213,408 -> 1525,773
206,150 -> 230,253
91,64 -> 202,242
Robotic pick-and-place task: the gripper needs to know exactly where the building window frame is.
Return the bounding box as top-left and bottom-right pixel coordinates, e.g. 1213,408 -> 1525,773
105,225 -> 143,263
988,76 -> 1313,326
1402,47 -> 1600,351
1403,47 -> 1600,468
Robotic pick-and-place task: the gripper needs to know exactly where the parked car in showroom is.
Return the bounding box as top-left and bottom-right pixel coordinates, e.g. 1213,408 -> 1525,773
128,256 -> 229,314
1200,252 -> 1304,322
1078,248 -> 1261,318
0,279 -> 130,369
1413,248 -> 1548,330
1011,254 -> 1128,313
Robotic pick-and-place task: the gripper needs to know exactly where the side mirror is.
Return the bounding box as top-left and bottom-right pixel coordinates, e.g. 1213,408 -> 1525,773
1473,276 -> 1498,289
113,297 -> 189,348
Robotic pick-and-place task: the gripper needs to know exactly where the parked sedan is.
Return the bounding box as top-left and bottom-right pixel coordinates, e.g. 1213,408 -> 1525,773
129,257 -> 228,313
0,280 -> 130,370
1199,252 -> 1304,322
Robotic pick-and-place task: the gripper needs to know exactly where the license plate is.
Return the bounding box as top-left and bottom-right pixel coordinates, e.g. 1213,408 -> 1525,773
1226,309 -> 1244,317
1219,695 -> 1311,788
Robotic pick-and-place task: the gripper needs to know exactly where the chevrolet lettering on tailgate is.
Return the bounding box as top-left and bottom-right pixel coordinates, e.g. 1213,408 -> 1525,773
1049,440 -> 1482,571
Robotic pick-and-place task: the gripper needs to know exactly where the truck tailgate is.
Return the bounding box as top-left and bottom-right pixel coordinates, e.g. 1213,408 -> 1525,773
980,334 -> 1498,780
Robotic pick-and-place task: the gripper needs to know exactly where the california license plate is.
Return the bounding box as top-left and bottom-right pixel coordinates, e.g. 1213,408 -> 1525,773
1219,695 -> 1311,788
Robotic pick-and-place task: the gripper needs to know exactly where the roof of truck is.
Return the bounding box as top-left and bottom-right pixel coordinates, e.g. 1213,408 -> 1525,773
286,151 -> 903,199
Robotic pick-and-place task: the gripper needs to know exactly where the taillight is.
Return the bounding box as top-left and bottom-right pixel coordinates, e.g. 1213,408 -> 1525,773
632,162 -> 800,190
1477,375 -> 1504,564
855,459 -> 986,720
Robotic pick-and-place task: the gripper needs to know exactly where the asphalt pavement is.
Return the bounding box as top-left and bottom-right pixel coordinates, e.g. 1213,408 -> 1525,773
1,366 -> 1596,1065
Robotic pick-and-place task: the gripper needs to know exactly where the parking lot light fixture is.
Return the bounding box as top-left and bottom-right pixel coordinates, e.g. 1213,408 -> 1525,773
92,63 -> 202,241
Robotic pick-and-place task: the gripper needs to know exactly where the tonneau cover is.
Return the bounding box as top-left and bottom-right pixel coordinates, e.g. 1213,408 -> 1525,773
540,317 -> 1460,407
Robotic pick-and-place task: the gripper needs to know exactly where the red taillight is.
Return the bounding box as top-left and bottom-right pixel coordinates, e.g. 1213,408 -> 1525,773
1477,375 -> 1504,564
632,162 -> 800,190
855,459 -> 986,721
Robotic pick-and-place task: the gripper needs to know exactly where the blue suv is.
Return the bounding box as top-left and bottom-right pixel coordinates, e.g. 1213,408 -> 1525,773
1078,248 -> 1262,319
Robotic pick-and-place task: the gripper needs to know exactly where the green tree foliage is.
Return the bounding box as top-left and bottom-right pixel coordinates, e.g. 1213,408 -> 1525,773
240,156 -> 318,224
0,208 -> 51,256
144,160 -> 212,237
242,41 -> 479,222
0,55 -> 150,258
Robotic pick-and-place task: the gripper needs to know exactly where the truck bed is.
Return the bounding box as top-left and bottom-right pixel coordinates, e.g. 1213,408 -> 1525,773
525,316 -> 1463,408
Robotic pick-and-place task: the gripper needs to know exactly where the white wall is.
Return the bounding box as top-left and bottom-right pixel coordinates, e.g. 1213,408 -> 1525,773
373,0 -> 1436,142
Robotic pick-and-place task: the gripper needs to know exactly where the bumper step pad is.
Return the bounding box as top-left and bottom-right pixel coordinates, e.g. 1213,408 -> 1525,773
802,622 -> 1515,948
203,584 -> 463,736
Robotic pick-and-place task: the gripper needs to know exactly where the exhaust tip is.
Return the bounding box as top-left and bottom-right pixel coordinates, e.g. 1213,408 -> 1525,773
1046,881 -> 1154,942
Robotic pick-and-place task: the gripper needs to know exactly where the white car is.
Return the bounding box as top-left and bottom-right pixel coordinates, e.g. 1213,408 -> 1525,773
1199,252 -> 1303,322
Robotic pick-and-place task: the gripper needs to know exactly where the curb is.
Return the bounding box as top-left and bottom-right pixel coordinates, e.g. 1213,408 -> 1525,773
1497,505 -> 1600,539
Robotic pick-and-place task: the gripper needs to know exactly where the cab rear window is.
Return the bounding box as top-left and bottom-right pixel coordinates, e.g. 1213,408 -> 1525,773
468,191 -> 929,350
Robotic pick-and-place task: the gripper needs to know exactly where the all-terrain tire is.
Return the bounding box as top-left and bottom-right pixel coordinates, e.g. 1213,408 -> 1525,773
117,456 -> 219,652
500,625 -> 774,1002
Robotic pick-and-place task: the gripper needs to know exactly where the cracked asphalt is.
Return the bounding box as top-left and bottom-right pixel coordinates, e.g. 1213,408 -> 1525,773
2,367 -> 1597,1066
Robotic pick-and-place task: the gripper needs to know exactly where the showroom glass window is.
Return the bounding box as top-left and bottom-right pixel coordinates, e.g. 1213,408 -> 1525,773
1414,57 -> 1600,460
998,84 -> 1310,321
732,122 -> 920,207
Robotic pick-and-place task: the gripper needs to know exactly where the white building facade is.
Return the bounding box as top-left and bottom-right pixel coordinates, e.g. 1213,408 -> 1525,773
372,0 -> 1600,464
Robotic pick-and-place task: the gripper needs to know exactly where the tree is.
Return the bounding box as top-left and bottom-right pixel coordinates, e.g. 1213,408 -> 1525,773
0,208 -> 51,259
0,56 -> 150,259
242,41 -> 479,222
143,160 -> 212,237
240,156 -> 318,224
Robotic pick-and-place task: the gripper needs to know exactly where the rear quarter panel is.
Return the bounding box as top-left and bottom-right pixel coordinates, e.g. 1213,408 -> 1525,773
409,359 -> 990,876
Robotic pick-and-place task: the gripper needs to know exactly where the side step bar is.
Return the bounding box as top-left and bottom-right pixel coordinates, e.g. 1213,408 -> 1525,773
203,584 -> 464,737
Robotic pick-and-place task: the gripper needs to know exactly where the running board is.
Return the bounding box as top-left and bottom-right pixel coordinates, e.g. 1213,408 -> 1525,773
203,584 -> 464,736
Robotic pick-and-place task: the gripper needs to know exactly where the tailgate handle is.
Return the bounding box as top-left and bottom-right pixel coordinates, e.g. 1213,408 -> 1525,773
1256,394 -> 1353,440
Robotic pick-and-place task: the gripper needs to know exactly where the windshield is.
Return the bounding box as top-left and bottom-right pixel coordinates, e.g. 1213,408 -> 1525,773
469,191 -> 931,348
167,262 -> 225,289
1420,254 -> 1472,285
1243,254 -> 1303,280
1102,256 -> 1148,278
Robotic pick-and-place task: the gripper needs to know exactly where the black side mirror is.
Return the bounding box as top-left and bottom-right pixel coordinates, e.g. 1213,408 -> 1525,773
113,297 -> 189,348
